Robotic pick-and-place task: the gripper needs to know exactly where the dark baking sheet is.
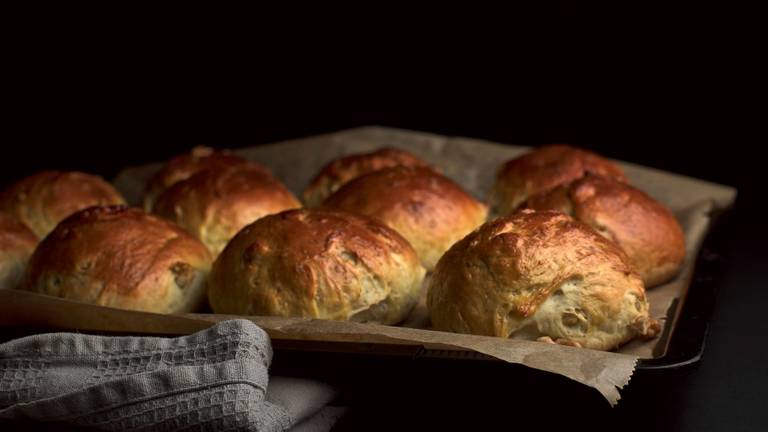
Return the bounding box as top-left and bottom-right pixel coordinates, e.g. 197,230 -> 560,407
0,127 -> 738,405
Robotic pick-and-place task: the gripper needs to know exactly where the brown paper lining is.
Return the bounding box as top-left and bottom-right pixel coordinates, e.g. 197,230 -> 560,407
1,127 -> 736,405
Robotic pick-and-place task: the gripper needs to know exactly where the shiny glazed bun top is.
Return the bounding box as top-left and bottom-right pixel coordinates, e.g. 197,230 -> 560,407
491,145 -> 626,216
144,146 -> 269,211
322,166 -> 488,270
522,175 -> 685,287
0,171 -> 126,238
152,163 -> 301,256
208,208 -> 426,325
24,206 -> 212,313
303,147 -> 431,207
427,209 -> 660,351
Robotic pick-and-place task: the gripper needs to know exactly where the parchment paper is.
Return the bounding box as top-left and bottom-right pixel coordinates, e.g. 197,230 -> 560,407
1,126 -> 736,405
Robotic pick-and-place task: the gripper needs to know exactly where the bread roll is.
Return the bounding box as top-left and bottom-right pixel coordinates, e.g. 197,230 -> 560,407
427,210 -> 660,350
209,208 -> 426,324
0,171 -> 126,238
0,213 -> 38,290
152,164 -> 301,256
490,145 -> 626,216
25,206 -> 212,313
144,146 -> 268,211
523,175 -> 685,287
322,167 -> 488,270
303,148 -> 431,207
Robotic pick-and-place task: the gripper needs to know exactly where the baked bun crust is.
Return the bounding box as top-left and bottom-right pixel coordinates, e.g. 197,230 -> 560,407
491,145 -> 626,216
24,206 -> 212,313
0,213 -> 38,290
0,171 -> 126,238
427,209 -> 659,351
144,146 -> 268,211
303,148 -> 431,207
152,164 -> 301,256
523,175 -> 685,287
208,208 -> 426,324
322,166 -> 488,270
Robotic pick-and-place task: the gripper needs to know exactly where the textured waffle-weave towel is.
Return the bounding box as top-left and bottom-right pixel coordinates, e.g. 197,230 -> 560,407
0,320 -> 339,431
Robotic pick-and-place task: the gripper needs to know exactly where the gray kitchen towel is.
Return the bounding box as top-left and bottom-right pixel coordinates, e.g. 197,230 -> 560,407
0,320 -> 339,431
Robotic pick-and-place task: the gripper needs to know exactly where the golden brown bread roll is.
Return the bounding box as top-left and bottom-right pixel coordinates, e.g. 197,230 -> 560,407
0,171 -> 126,238
490,145 -> 626,216
0,213 -> 38,290
144,146 -> 268,211
303,147 -> 431,207
209,208 -> 426,324
322,166 -> 488,270
522,175 -> 685,287
427,210 -> 660,351
25,206 -> 212,313
152,164 -> 301,256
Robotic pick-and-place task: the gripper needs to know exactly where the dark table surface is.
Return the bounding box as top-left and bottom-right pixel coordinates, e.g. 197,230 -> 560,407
2,32 -> 764,427
3,121 -> 764,431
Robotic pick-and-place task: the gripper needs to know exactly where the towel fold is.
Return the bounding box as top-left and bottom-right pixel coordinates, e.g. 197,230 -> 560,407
0,320 -> 340,431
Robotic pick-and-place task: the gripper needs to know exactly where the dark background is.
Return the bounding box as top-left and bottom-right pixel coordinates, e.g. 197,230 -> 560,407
3,7 -> 765,432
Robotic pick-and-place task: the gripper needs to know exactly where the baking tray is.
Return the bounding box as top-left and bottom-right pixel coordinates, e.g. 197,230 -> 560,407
0,127 -> 737,403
